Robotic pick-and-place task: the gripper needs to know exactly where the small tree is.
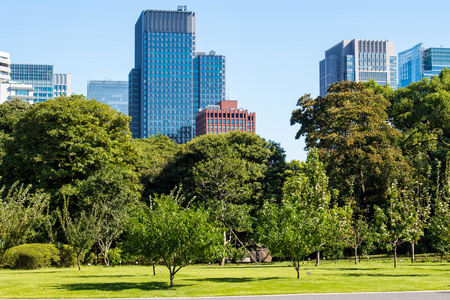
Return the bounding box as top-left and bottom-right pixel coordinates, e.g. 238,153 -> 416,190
0,183 -> 48,264
58,199 -> 103,271
257,149 -> 351,278
374,179 -> 428,268
125,190 -> 220,286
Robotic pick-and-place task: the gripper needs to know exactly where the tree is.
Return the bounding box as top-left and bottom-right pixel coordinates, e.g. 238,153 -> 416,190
374,178 -> 430,268
291,81 -> 409,215
257,149 -> 351,278
58,198 -> 103,271
0,183 -> 48,264
0,95 -> 138,212
124,190 -> 220,286
192,144 -> 260,265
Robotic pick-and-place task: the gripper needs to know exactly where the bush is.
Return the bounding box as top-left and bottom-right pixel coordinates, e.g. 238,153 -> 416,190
3,243 -> 60,269
107,248 -> 122,266
58,244 -> 77,267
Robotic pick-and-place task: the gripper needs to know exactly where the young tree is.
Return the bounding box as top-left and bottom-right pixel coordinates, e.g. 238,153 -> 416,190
0,183 -> 48,263
257,149 -> 351,278
125,190 -> 221,286
58,199 -> 104,271
374,179 -> 429,268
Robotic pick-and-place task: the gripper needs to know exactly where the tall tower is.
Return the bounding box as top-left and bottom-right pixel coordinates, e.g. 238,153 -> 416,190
129,6 -> 225,142
320,39 -> 397,96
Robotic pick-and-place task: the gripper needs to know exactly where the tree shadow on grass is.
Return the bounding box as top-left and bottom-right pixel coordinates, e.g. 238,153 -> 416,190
73,275 -> 137,278
55,281 -> 192,292
344,273 -> 428,277
190,276 -> 282,283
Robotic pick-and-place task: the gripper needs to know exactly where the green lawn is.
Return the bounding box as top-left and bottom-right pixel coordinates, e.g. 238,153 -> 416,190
0,260 -> 449,298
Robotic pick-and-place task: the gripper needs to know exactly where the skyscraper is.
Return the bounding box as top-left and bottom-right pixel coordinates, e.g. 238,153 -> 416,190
11,64 -> 54,103
398,43 -> 450,88
54,73 -> 71,98
129,6 -> 225,142
87,80 -> 129,115
320,39 -> 397,96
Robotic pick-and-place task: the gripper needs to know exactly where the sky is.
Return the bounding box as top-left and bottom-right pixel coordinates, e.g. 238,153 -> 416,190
2,0 -> 450,162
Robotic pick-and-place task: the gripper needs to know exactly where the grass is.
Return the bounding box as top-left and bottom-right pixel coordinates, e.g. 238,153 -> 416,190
0,259 -> 449,298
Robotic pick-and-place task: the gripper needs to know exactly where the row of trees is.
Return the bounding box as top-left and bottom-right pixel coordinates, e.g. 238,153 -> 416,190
1,68 -> 450,284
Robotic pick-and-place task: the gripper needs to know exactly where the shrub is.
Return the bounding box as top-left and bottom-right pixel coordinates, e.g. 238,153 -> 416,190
58,244 -> 77,267
107,248 -> 122,266
3,243 -> 60,269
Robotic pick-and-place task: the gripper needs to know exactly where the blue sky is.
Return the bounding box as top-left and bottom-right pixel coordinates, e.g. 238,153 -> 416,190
3,0 -> 450,162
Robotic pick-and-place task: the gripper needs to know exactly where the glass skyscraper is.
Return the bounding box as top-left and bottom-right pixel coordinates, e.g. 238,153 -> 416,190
10,64 -> 54,103
320,39 -> 397,96
129,6 -> 225,142
398,43 -> 450,88
87,80 -> 129,115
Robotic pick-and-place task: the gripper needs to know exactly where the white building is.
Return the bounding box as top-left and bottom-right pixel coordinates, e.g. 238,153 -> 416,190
54,73 -> 71,97
0,51 -> 34,104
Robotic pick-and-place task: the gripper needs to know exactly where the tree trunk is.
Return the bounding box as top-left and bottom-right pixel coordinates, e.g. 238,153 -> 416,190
170,274 -> 175,286
316,251 -> 320,266
394,245 -> 397,268
77,254 -> 81,271
411,242 -> 415,263
221,230 -> 226,266
153,261 -> 156,276
354,247 -> 358,265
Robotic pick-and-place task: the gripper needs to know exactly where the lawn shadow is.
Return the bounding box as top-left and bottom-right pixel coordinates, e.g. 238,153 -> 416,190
55,281 -> 192,292
344,273 -> 428,277
73,275 -> 137,278
190,276 -> 282,283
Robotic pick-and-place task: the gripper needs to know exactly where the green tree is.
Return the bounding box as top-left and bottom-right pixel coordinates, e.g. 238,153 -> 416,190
1,95 -> 137,212
374,179 -> 429,268
192,144 -> 259,265
291,81 -> 409,215
257,149 -> 351,278
58,198 -> 103,271
0,183 -> 48,264
124,190 -> 220,286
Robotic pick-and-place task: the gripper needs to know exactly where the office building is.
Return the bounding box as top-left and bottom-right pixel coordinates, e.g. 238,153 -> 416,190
129,6 -> 226,142
195,100 -> 255,136
54,74 -> 71,98
87,80 -> 128,115
11,64 -> 54,103
398,43 -> 450,88
320,39 -> 397,96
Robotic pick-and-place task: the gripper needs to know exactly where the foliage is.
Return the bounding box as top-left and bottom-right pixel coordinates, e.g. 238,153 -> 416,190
0,183 -> 48,263
388,69 -> 450,163
58,244 -> 77,268
291,81 -> 409,214
58,199 -> 103,271
3,243 -> 59,269
374,178 -> 431,268
0,95 -> 137,212
124,189 -> 221,286
257,149 -> 351,278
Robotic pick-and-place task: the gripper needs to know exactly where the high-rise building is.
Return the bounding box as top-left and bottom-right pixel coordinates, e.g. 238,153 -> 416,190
398,43 -> 450,88
129,6 -> 226,142
87,80 -> 129,115
54,74 -> 71,98
320,39 -> 397,96
195,100 -> 255,136
11,64 -> 54,103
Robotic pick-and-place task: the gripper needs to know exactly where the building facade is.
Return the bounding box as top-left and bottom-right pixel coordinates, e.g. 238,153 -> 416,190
10,64 -> 54,103
398,43 -> 450,88
195,100 -> 255,136
87,80 -> 128,115
54,73 -> 71,98
0,51 -> 11,81
129,6 -> 225,142
320,39 -> 397,96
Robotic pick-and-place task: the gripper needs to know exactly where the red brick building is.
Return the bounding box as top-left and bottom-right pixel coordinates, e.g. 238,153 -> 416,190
195,100 -> 256,136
